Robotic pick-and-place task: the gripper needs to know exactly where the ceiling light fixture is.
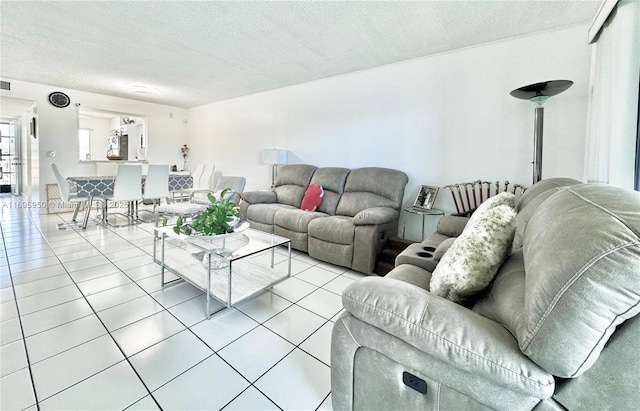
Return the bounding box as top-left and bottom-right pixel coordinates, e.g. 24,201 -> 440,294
127,85 -> 159,95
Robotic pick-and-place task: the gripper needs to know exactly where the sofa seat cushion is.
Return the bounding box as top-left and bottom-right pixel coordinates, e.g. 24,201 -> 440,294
246,203 -> 297,226
430,204 -> 517,304
308,215 -> 356,245
518,184 -> 640,378
274,208 -> 329,233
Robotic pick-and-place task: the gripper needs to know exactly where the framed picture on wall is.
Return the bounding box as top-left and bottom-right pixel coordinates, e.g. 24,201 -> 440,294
413,185 -> 439,210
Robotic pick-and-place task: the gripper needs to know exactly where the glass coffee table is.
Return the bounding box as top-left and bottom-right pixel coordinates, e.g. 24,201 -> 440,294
153,226 -> 291,319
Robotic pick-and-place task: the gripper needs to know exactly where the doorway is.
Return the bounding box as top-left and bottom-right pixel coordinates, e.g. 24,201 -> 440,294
0,122 -> 20,194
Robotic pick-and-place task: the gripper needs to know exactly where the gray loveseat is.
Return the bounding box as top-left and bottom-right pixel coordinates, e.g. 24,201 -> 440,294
240,164 -> 408,274
331,178 -> 640,410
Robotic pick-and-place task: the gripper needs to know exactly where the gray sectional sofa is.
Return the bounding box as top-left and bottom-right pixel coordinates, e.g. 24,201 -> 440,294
239,164 -> 408,274
331,178 -> 640,410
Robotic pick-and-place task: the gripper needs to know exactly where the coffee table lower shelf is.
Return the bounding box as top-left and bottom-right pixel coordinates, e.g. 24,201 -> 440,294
153,234 -> 291,319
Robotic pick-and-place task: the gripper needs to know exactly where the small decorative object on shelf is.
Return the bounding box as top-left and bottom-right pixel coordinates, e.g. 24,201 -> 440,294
181,144 -> 189,170
163,189 -> 240,236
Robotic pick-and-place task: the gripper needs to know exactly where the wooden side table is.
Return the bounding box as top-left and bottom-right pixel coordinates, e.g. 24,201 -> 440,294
403,207 -> 445,240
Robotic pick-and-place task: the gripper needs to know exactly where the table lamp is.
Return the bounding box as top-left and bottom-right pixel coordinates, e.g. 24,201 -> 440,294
262,149 -> 287,189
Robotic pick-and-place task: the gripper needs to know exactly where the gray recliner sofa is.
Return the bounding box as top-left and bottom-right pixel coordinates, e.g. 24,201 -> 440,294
331,178 -> 640,410
240,164 -> 408,274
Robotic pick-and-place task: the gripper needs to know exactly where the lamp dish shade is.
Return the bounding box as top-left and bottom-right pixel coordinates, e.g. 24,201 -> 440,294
510,80 -> 573,100
262,149 -> 287,165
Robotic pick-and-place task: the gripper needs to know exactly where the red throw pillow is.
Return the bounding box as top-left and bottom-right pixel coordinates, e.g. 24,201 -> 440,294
301,184 -> 324,211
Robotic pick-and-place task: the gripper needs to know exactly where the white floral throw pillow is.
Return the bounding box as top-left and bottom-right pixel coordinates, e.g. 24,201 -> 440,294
430,204 -> 517,304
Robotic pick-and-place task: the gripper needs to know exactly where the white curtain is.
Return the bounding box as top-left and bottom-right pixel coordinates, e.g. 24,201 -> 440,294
584,0 -> 640,188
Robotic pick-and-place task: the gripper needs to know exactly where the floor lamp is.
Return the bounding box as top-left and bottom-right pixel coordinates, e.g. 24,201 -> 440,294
510,80 -> 573,184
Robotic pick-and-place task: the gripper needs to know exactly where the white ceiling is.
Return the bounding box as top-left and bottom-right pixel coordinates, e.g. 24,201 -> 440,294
0,1 -> 600,109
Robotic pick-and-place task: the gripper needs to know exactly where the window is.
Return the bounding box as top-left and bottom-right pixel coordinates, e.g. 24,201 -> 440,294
79,128 -> 92,161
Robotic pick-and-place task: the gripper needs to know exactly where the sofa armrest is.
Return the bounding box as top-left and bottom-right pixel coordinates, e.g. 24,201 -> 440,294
353,207 -> 399,226
341,277 -> 554,398
241,190 -> 277,204
436,215 -> 469,237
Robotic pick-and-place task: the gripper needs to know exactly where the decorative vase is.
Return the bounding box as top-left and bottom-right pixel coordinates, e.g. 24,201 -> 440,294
183,156 -> 187,171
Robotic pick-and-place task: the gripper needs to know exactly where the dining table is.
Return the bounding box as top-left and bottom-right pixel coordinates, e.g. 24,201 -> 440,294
67,174 -> 193,229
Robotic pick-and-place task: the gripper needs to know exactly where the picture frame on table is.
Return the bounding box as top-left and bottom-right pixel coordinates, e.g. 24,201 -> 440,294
413,185 -> 439,210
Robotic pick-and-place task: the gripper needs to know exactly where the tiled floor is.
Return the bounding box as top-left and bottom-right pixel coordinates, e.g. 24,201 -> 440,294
0,198 -> 365,410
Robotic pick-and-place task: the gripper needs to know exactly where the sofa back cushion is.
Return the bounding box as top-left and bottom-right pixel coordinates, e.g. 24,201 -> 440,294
513,178 -> 581,248
519,184 -> 640,378
273,164 -> 318,207
309,167 -> 351,215
336,167 -> 408,217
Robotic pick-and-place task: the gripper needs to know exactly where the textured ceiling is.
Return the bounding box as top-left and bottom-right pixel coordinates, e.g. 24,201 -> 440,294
0,1 -> 600,108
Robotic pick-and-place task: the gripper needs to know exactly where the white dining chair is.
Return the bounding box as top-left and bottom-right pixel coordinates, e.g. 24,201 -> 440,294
172,163 -> 215,202
50,163 -> 91,229
139,164 -> 169,221
101,164 -> 143,226
171,163 -> 205,202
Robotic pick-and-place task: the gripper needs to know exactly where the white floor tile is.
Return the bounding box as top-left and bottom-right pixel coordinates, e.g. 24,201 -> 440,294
17,285 -> 84,315
295,265 -> 340,287
19,298 -> 94,337
6,257 -> 60,274
25,314 -> 107,364
316,261 -> 349,274
150,281 -> 203,308
126,395 -> 161,410
111,310 -> 186,357
222,386 -> 279,410
136,273 -> 179,294
0,368 -> 37,411
30,334 -> 125,401
66,263 -> 120,283
235,291 -> 292,323
270,276 -> 317,303
7,249 -> 56,264
167,294 -> 225,327
63,255 -> 111,272
263,304 -> 326,345
255,348 -> 331,411
297,288 -> 344,320
322,275 -> 355,295
57,248 -> 104,263
343,270 -> 367,280
123,262 -> 162,281
0,286 -> 14,302
318,393 -> 333,410
76,272 -> 132,297
0,300 -> 18,322
114,255 -> 155,271
13,274 -> 74,299
10,264 -> 67,285
0,317 -> 22,346
190,308 -> 258,351
153,355 -> 248,410
38,361 -> 148,411
129,330 -> 213,391
97,295 -> 164,331
300,321 -> 333,366
104,247 -> 148,262
218,325 -> 294,382
0,339 -> 28,377
85,282 -> 146,312
273,257 -> 313,276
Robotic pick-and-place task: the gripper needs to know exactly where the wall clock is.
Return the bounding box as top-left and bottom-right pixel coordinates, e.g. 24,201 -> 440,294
48,91 -> 70,108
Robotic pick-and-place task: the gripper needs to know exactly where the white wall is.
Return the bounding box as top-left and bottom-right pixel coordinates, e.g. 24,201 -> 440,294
186,24 -> 592,240
0,80 -> 188,204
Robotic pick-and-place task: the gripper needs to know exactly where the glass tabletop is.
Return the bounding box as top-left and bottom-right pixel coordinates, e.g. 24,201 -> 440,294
154,226 -> 290,260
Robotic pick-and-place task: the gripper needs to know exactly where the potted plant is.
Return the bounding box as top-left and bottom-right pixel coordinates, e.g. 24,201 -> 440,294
162,189 -> 240,236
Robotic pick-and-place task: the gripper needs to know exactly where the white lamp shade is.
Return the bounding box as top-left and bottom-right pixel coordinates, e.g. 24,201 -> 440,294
262,149 -> 287,165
